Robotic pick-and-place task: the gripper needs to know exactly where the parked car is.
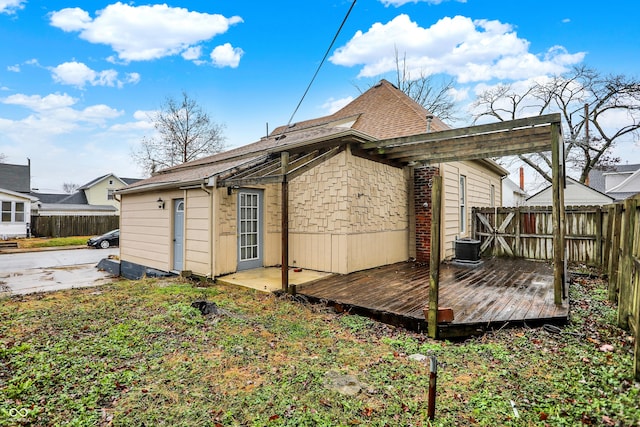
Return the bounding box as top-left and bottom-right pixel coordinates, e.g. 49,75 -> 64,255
87,229 -> 119,249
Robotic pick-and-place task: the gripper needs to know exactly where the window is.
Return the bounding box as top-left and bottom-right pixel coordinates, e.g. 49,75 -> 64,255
109,179 -> 114,185
15,202 -> 24,222
1,201 -> 26,223
459,175 -> 467,233
107,189 -> 115,200
1,201 -> 10,222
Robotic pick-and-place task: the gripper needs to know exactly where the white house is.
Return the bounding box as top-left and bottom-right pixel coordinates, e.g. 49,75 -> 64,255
0,188 -> 38,238
502,176 -> 528,207
525,177 -> 614,206
588,164 -> 640,201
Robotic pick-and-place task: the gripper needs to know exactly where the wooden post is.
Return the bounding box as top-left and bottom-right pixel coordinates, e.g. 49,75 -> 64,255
595,206 -> 602,267
603,205 -> 614,271
428,175 -> 442,339
514,207 -> 521,258
617,197 -> 637,329
634,207 -> 640,381
550,122 -> 564,305
281,152 -> 289,292
608,203 -> 623,302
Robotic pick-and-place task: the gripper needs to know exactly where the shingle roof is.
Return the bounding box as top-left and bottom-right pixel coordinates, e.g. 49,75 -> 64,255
588,163 -> 640,193
30,191 -> 88,204
122,79 -> 449,193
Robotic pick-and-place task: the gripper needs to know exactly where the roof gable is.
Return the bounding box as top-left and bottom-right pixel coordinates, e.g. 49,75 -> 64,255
271,79 -> 448,140
78,173 -> 127,190
607,168 -> 640,193
526,177 -> 614,205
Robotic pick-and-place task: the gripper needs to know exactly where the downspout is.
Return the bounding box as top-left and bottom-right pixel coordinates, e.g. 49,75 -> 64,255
202,178 -> 214,279
281,152 -> 290,292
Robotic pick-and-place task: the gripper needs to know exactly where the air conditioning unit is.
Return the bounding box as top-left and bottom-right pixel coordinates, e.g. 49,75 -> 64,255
455,238 -> 481,262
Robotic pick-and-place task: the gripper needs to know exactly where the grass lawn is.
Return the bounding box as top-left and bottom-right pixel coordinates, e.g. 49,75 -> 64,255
12,236 -> 91,249
0,273 -> 638,426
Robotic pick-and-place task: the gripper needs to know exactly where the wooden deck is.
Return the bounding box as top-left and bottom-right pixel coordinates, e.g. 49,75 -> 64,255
298,258 -> 569,338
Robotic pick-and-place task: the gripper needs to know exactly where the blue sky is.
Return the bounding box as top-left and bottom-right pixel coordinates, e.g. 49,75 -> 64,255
1,0 -> 638,192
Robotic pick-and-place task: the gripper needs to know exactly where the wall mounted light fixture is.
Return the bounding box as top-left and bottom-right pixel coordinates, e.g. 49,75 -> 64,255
157,197 -> 165,209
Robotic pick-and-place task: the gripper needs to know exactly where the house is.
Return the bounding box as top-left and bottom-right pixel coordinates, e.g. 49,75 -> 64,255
0,188 -> 38,238
525,177 -> 614,206
0,160 -> 37,238
502,176 -> 527,207
588,164 -> 640,201
117,80 -> 507,280
32,173 -> 141,216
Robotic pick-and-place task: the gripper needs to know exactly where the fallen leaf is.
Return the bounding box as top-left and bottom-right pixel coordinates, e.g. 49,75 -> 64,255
599,344 -> 614,352
539,412 -> 548,421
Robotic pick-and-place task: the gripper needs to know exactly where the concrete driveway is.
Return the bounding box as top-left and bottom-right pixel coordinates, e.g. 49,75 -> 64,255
0,248 -> 118,296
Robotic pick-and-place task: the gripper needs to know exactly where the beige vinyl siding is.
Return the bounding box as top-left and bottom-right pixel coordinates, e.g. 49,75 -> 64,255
184,189 -> 212,276
120,190 -> 184,272
440,161 -> 503,259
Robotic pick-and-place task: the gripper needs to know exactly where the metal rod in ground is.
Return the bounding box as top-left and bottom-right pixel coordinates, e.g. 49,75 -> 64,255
428,356 -> 437,420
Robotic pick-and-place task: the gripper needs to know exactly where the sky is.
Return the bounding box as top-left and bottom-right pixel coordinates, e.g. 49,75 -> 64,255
1,0 -> 638,193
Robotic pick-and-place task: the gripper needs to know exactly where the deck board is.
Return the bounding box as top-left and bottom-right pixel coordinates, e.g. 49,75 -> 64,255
299,258 -> 569,337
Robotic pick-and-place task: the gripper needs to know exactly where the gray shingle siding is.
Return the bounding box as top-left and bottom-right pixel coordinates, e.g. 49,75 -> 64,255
0,162 -> 30,193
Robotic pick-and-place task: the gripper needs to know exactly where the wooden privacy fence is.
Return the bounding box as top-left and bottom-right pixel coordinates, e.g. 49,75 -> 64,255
472,205 -> 607,266
30,215 -> 120,238
604,196 -> 640,381
473,201 -> 640,381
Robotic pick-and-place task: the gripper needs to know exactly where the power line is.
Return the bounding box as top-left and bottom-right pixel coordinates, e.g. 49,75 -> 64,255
280,0 -> 357,134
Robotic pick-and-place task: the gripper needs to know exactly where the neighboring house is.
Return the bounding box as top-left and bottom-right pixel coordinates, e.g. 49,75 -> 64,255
117,79 -> 506,280
0,188 -> 38,238
588,164 -> 640,201
0,159 -> 31,193
78,173 -> 142,213
0,160 -> 37,238
502,177 -> 528,207
31,173 -> 141,216
525,177 -> 615,206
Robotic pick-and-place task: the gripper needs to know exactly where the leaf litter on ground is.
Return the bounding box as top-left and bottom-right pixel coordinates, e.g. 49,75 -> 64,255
0,272 -> 638,426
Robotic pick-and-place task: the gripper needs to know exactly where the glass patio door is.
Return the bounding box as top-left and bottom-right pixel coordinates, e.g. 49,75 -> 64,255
237,189 -> 263,270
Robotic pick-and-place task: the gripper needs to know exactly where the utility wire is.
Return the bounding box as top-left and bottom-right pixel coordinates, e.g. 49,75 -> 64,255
279,0 -> 357,135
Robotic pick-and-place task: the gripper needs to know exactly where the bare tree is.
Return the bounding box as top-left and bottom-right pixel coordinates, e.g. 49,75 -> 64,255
0,153 -> 6,163
354,49 -> 459,124
393,49 -> 459,123
472,65 -> 640,183
133,92 -> 225,175
62,182 -> 79,194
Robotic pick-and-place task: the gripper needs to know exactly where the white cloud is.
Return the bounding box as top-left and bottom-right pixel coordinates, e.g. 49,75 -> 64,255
3,93 -> 77,111
322,97 -> 353,114
7,64 -> 20,72
330,14 -> 585,83
380,0 -> 466,6
182,46 -> 202,61
0,0 -> 25,14
50,61 -> 139,89
0,92 -> 133,191
1,92 -> 122,128
210,43 -> 244,68
49,3 -> 243,62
